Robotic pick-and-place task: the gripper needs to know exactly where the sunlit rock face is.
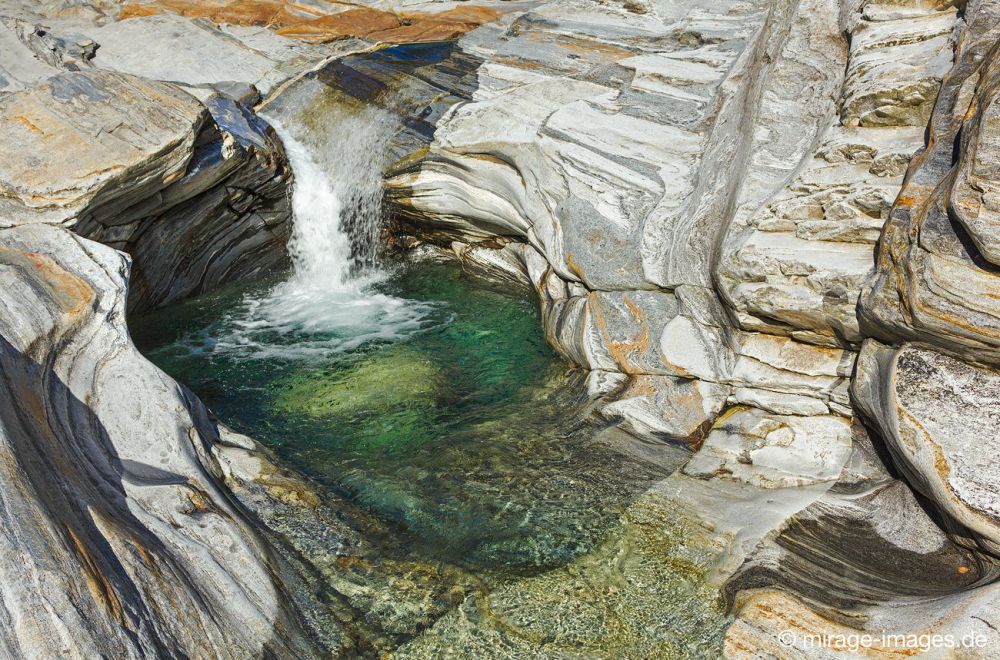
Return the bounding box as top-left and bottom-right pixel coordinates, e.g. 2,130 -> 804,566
3,0 -> 1000,656
116,0 -> 501,45
0,1 -> 514,311
0,68 -> 295,312
382,0 -> 860,445
366,0 -> 1000,653
853,0 -> 1000,571
860,1 -> 1000,365
0,19 -> 299,313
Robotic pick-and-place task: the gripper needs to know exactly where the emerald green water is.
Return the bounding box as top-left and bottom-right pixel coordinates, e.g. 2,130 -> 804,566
131,260 -> 680,573
129,42 -> 734,655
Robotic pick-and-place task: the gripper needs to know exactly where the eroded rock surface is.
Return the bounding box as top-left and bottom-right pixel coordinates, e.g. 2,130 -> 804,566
850,0 -> 1000,573
4,0 -> 1000,656
0,223 -> 322,657
334,0 -> 1000,654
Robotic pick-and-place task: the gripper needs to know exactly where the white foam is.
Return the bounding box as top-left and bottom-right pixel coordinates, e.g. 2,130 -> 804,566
192,108 -> 441,361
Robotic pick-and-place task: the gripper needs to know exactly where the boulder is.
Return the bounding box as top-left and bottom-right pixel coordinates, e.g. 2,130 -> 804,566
853,341 -> 1000,554
0,223 -> 321,657
74,92 -> 294,312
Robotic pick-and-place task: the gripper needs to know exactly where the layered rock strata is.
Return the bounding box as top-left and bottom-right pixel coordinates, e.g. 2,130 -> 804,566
0,2 -> 524,656
855,0 -> 1000,566
351,0 -> 1000,653
3,0 -> 1000,657
0,8 -> 304,312
0,223 -> 322,656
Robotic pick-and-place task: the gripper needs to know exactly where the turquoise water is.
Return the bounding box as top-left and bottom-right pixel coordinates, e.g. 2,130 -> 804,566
129,39 -> 734,655
131,260 -> 679,573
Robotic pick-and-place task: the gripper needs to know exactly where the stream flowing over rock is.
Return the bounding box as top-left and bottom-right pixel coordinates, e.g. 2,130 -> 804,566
0,224 -> 320,657
1,0 -> 1000,656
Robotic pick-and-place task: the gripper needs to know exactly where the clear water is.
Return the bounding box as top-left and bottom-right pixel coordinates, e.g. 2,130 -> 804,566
131,60 -> 731,652
131,85 -> 680,572
131,262 -> 679,572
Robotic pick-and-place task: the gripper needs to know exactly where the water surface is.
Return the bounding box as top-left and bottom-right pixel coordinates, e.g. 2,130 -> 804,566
130,54 -> 728,652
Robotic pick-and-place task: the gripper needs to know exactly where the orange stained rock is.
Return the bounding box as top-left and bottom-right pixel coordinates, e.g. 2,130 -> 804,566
120,0 -> 224,21
212,0 -> 288,25
0,250 -> 96,318
274,7 -> 401,42
119,1 -> 503,44
67,527 -> 127,625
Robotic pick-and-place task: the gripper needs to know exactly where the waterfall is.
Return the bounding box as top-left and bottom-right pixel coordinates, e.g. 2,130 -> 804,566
276,126 -> 356,291
273,106 -> 394,290
206,107 -> 439,361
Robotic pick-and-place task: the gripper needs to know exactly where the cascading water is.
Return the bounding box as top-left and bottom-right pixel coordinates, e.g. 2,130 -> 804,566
205,106 -> 440,360
131,44 -> 732,656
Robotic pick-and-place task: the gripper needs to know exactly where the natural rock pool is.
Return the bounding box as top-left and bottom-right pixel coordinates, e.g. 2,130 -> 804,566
130,258 -> 734,655
132,259 -> 684,573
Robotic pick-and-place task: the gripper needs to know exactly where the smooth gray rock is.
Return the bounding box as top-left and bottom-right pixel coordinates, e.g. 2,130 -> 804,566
0,69 -> 203,225
0,223 -> 321,658
853,340 -> 1000,554
724,423 -> 1000,656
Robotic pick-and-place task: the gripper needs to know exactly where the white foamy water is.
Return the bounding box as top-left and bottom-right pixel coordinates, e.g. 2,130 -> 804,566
200,106 -> 440,361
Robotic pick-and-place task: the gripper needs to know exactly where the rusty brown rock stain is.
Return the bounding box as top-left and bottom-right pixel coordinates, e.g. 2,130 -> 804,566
133,540 -> 155,568
553,34 -> 633,61
0,249 -> 94,317
66,527 -> 127,625
564,251 -> 586,281
120,1 -> 502,45
590,293 -> 651,373
491,56 -> 549,71
25,252 -> 95,316
183,487 -> 215,515
12,115 -> 43,134
275,7 -> 400,41
255,460 -> 322,507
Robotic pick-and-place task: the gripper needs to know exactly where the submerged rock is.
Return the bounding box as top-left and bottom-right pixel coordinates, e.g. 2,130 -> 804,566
277,344 -> 442,420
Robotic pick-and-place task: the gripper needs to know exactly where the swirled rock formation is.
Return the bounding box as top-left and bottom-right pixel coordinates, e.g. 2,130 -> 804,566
0,22 -> 298,312
325,0 -> 1000,654
3,0 -> 1000,656
0,223 -> 324,656
853,0 -> 1000,580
